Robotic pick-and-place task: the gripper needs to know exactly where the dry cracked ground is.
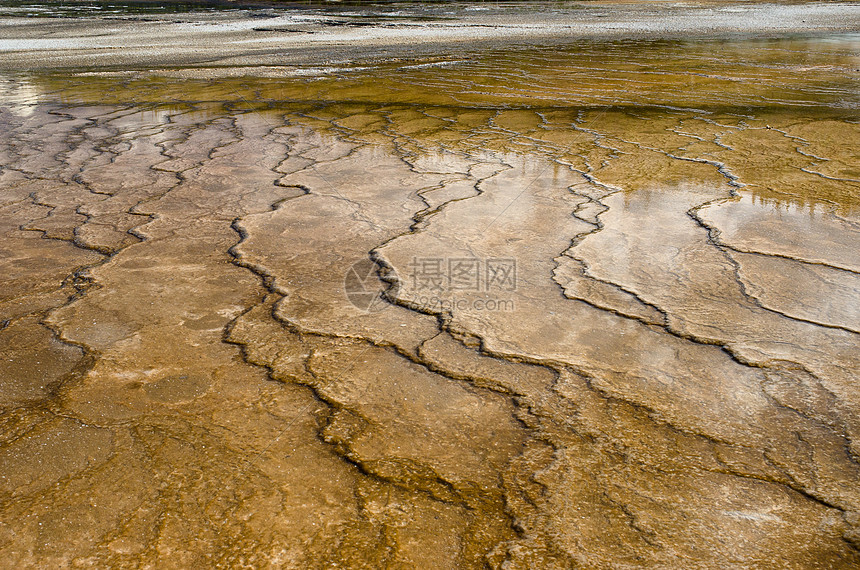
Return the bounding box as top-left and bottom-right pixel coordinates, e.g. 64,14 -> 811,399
1,36 -> 860,568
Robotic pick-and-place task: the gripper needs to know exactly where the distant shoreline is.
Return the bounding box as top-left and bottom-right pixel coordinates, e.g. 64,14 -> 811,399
1,1 -> 859,72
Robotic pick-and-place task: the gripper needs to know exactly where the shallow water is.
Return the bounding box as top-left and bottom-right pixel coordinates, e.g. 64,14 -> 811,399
1,32 -> 860,568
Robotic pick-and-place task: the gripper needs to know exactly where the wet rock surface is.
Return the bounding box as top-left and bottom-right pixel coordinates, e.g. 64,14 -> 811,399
1,26 -> 860,569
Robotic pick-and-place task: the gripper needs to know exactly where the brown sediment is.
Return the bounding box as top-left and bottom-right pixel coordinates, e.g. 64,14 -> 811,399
1,18 -> 860,569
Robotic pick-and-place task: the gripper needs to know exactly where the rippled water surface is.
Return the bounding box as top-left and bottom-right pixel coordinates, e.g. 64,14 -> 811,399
1,32 -> 860,568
